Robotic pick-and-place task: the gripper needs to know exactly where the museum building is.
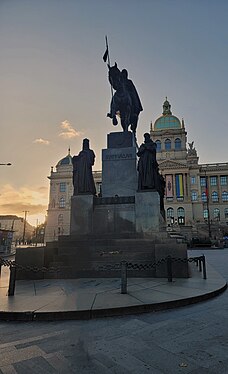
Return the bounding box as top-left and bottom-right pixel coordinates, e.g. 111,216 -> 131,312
44,99 -> 228,243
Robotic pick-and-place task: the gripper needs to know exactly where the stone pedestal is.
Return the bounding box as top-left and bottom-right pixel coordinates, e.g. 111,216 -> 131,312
70,194 -> 94,235
102,132 -> 137,197
135,191 -> 160,235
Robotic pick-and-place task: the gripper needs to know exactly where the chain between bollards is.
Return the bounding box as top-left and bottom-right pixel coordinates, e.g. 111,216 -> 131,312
121,261 -> 127,294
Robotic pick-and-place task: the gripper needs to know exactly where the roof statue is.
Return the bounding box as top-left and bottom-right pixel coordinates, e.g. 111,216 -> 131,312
162,97 -> 172,115
187,141 -> 197,156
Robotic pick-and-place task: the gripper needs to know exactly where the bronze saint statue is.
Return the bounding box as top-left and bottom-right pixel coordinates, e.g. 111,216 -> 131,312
72,139 -> 96,195
137,133 -> 159,190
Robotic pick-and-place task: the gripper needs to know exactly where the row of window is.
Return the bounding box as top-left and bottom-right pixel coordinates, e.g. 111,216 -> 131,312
167,207 -> 228,222
203,208 -> 228,219
191,191 -> 228,202
54,190 -> 228,208
57,176 -> 228,193
156,138 -> 181,152
200,176 -> 228,187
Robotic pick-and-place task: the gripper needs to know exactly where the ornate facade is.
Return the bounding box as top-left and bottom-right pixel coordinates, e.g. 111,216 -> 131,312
151,99 -> 228,240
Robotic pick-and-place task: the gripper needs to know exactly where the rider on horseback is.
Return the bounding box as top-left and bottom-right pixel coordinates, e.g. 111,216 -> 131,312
120,69 -> 143,133
107,63 -> 143,133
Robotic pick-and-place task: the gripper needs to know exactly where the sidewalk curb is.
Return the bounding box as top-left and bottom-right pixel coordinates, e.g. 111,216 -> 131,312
0,281 -> 226,322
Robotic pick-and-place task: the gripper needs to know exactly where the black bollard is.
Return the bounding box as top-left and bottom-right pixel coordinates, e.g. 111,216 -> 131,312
121,261 -> 127,294
202,255 -> 207,279
199,257 -> 202,272
167,255 -> 173,282
8,265 -> 17,296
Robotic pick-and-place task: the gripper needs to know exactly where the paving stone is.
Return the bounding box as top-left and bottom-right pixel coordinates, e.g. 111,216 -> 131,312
0,249 -> 227,373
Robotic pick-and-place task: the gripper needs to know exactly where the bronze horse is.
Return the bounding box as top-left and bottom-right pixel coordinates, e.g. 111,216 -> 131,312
107,63 -> 143,133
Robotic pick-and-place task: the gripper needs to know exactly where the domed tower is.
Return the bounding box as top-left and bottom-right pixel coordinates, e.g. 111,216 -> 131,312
45,149 -> 73,243
151,98 -> 187,163
150,99 -> 200,232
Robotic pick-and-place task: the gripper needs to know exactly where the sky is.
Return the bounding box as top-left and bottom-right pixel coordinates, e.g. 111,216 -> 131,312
0,0 -> 228,226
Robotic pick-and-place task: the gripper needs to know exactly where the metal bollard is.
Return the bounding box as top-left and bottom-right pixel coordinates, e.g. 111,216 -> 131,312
167,255 -> 173,282
8,265 -> 17,296
0,263 -> 2,277
199,257 -> 202,272
121,261 -> 127,294
202,255 -> 207,279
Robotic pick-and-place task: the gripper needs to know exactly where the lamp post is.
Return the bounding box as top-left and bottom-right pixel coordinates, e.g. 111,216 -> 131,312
22,211 -> 29,245
204,171 -> 212,239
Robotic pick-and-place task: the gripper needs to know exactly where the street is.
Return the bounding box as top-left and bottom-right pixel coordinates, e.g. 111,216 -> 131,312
0,248 -> 227,373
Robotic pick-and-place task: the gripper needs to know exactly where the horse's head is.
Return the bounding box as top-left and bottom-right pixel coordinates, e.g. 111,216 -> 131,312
108,62 -> 121,90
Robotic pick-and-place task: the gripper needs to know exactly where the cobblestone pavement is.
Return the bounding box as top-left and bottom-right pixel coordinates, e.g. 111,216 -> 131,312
0,248 -> 227,373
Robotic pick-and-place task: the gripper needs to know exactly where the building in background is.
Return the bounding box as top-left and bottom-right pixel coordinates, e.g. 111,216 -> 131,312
0,228 -> 14,253
151,98 -> 228,241
45,100 -> 228,243
0,215 -> 34,244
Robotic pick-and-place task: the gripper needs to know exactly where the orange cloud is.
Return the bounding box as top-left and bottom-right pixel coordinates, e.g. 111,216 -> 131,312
0,184 -> 48,223
33,138 -> 50,145
59,120 -> 83,139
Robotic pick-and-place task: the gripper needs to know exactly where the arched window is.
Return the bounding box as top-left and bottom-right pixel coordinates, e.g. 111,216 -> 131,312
165,138 -> 171,151
167,207 -> 174,217
191,191 -> 197,201
225,208 -> 228,219
213,208 -> 220,220
167,207 -> 174,224
58,214 -> 63,224
177,207 -> 185,225
212,191 -> 219,202
222,191 -> 228,202
203,209 -> 209,219
175,138 -> 181,150
60,182 -> 66,192
155,140 -> 161,152
59,197 -> 65,208
201,192 -> 207,202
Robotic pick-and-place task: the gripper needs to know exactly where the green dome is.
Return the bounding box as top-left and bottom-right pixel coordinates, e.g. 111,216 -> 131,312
56,148 -> 72,167
154,115 -> 181,130
154,98 -> 181,130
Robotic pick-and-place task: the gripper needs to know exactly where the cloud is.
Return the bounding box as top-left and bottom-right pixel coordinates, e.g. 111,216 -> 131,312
59,120 -> 83,139
0,184 -> 48,223
33,138 -> 50,145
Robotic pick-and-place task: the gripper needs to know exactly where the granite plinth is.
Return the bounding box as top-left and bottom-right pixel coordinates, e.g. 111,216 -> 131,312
93,203 -> 135,234
102,132 -> 138,197
70,194 -> 93,235
107,131 -> 136,148
102,147 -> 137,197
135,191 -> 160,235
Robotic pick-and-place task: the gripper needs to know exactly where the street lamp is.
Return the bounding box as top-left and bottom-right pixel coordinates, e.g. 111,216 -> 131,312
204,170 -> 212,239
